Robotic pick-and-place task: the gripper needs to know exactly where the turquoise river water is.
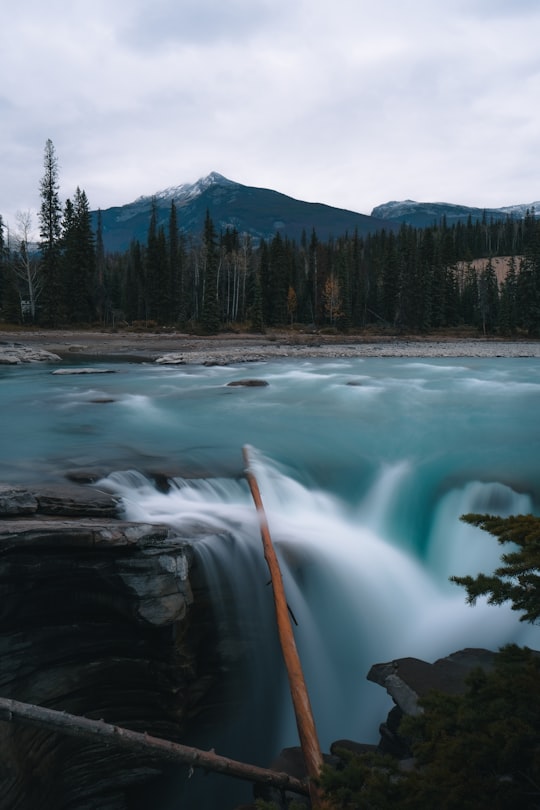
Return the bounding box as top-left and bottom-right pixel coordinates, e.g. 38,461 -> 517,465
1,355 -> 539,808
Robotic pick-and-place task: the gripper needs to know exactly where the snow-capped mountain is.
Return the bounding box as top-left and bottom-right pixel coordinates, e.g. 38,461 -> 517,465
94,172 -> 393,253
371,198 -> 540,227
499,201 -> 540,217
135,171 -> 236,204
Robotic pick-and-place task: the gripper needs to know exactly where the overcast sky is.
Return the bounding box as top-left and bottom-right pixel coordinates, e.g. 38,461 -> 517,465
2,0 -> 540,233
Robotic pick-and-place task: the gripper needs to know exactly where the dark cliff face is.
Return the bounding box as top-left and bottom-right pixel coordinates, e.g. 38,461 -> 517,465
0,483 -> 214,810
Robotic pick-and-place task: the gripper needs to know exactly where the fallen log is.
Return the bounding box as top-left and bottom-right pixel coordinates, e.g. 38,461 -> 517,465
0,696 -> 309,796
243,445 -> 324,807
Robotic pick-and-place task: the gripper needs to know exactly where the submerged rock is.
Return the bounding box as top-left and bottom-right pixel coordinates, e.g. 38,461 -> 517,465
226,379 -> 269,387
51,367 -> 116,374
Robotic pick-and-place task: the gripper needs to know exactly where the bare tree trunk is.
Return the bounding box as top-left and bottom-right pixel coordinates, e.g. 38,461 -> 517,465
0,696 -> 309,796
243,445 -> 324,808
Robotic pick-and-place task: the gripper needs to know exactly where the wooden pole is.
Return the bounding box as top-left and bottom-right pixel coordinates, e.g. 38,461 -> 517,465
0,696 -> 309,796
243,445 -> 324,807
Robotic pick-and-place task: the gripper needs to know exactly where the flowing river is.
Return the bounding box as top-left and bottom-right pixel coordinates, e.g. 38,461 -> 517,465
2,354 -> 539,808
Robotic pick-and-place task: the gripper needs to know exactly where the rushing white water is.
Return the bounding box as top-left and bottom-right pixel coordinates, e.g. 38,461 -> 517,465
106,454 -> 537,754
2,355 -> 539,808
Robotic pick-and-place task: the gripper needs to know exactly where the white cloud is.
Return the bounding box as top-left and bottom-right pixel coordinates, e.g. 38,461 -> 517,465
2,0 -> 540,231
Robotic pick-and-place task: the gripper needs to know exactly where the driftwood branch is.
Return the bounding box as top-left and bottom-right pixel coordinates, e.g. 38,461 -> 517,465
0,696 -> 309,796
243,445 -> 323,807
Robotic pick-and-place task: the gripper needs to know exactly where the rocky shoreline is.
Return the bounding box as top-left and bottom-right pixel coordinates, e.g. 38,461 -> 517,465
1,329 -> 540,365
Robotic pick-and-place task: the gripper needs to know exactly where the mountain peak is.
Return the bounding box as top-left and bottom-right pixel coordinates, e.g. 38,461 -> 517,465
136,172 -> 235,204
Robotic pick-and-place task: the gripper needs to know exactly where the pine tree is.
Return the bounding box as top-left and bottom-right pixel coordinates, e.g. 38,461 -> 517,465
381,232 -> 399,325
38,139 -> 63,325
95,210 -> 107,323
61,188 -> 96,323
478,258 -> 499,335
499,256 -> 518,335
0,216 -> 22,323
264,232 -> 289,326
168,201 -> 184,323
451,513 -> 540,623
0,215 -> 5,310
516,213 -> 540,335
124,240 -> 145,322
200,210 -> 220,334
460,261 -> 479,326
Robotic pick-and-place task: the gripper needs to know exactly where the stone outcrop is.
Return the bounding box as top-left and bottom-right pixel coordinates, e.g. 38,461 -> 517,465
367,648 -> 498,757
0,480 -> 212,810
0,343 -> 61,364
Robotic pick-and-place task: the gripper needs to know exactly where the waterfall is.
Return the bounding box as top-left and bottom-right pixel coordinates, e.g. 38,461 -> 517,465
102,451 -> 538,793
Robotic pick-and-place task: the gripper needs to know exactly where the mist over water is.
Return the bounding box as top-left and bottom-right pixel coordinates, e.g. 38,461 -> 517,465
2,356 -> 540,808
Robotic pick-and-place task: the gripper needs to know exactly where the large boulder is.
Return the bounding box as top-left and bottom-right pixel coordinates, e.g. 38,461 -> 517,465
367,648 -> 498,757
368,648 -> 498,714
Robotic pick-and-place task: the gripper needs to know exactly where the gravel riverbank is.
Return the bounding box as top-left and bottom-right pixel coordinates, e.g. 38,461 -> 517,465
1,329 -> 540,364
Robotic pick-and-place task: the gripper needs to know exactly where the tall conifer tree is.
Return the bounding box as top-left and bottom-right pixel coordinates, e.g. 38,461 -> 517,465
145,200 -> 169,323
38,139 -> 63,325
95,210 -> 107,322
200,210 -> 220,333
60,188 -> 95,322
0,215 -> 5,311
168,200 -> 182,323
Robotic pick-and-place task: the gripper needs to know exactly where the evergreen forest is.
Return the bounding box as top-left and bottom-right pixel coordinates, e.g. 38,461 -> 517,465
2,140 -> 540,336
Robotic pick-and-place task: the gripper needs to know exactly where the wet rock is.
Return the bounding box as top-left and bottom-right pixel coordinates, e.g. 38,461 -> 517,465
65,468 -> 114,484
226,379 -> 269,387
25,483 -> 120,518
0,482 -> 214,810
154,353 -> 186,365
0,485 -> 38,516
51,368 -> 116,374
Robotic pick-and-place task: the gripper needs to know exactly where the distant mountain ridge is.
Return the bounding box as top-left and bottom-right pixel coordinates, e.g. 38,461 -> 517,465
92,172 -> 540,253
94,172 -> 393,253
371,198 -> 540,228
